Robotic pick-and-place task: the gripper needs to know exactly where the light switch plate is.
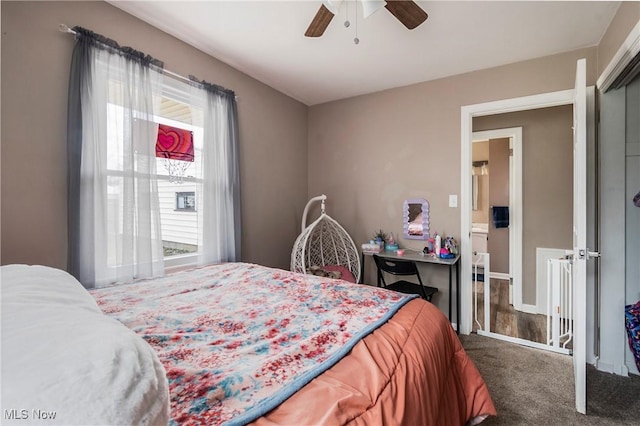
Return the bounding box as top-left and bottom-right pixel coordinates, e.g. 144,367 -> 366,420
449,194 -> 458,208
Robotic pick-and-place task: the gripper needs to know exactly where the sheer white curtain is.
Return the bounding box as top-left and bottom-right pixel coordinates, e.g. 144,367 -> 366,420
71,34 -> 165,287
190,84 -> 241,265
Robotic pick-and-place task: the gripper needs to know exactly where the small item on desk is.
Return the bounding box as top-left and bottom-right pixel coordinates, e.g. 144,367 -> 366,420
444,236 -> 459,255
362,243 -> 382,253
385,232 -> 399,251
396,249 -> 405,256
424,234 -> 435,255
422,247 -> 436,257
372,229 -> 388,251
439,248 -> 455,259
436,236 -> 458,259
435,234 -> 441,258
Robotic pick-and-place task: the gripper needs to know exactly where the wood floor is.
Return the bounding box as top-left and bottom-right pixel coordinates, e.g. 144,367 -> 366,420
472,278 -> 551,345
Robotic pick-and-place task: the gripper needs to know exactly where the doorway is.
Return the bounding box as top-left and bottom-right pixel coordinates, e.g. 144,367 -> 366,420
471,127 -> 522,307
460,89 -> 589,349
470,110 -> 574,349
461,58 -> 595,414
471,127 -> 533,344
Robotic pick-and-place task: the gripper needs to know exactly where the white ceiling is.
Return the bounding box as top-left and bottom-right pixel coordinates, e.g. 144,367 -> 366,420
110,1 -> 621,106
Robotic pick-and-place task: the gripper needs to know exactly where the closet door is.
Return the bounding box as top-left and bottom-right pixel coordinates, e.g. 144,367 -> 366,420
572,58 -> 587,415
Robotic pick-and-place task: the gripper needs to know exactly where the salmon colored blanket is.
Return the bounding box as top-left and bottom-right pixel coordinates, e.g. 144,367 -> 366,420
252,298 -> 496,425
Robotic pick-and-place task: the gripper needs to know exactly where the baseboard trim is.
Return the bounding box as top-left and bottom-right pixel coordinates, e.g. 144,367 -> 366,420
477,330 -> 571,355
518,303 -> 539,315
596,360 -> 630,376
489,272 -> 510,280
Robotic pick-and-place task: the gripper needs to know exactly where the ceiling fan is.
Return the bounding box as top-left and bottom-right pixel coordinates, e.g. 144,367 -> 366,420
305,0 -> 428,37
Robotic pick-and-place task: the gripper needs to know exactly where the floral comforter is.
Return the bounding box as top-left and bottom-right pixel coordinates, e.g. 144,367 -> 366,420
90,263 -> 416,425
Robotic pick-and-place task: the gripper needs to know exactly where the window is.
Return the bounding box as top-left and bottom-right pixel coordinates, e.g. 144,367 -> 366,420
175,192 -> 196,211
69,28 -> 239,288
107,80 -> 203,263
153,84 -> 203,263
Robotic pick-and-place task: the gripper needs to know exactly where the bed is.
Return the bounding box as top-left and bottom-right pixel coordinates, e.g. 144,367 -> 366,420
2,262 -> 495,425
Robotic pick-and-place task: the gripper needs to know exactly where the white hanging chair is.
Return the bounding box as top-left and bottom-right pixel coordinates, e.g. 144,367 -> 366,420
291,195 -> 361,283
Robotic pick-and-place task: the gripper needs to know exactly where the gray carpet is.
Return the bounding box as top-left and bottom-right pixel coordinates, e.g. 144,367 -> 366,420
459,334 -> 640,425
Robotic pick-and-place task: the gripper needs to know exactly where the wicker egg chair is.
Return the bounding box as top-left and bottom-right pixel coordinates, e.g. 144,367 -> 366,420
291,195 -> 361,283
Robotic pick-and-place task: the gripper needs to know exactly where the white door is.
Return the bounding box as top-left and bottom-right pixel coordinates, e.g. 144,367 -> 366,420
572,58 -> 587,414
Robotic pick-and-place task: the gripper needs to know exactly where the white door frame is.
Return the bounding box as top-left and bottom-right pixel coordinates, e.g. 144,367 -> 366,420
597,19 -> 640,92
460,90 -> 575,336
471,128 -> 524,311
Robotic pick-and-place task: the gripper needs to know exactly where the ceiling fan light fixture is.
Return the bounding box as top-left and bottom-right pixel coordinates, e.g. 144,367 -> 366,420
362,0 -> 387,19
305,0 -> 427,38
322,0 -> 342,15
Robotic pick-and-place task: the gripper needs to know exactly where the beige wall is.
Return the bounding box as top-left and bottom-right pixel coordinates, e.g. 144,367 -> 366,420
0,1 -> 308,270
487,138 -> 510,276
597,1 -> 640,77
474,105 -> 574,305
308,48 -> 596,314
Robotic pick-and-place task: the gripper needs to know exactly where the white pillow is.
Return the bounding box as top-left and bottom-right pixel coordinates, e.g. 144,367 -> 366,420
1,265 -> 169,425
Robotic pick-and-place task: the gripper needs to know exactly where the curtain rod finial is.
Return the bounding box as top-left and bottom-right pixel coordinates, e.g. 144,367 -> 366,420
59,24 -> 75,34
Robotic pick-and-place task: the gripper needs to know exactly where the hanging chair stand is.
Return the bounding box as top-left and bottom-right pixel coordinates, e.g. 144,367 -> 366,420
291,195 -> 361,283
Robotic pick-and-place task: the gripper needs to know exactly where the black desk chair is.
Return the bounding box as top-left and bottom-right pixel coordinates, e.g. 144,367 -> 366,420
372,255 -> 438,302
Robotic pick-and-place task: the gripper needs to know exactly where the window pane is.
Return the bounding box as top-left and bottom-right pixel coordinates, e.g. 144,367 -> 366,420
155,94 -> 201,259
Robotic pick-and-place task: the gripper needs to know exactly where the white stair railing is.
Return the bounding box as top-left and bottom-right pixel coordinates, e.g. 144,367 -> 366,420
547,257 -> 573,353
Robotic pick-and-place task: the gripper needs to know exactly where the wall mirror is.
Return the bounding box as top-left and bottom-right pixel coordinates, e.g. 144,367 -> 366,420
403,198 -> 430,240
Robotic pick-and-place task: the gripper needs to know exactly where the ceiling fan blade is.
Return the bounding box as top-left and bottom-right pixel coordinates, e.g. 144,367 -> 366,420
305,4 -> 335,37
384,0 -> 428,30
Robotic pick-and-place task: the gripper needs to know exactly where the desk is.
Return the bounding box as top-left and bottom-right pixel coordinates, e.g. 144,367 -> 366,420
361,250 -> 461,333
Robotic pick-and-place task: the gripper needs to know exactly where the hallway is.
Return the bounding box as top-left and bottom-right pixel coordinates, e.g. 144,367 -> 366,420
472,278 -> 551,345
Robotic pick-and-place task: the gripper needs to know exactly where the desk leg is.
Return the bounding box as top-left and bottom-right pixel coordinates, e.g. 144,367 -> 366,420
359,253 -> 365,284
456,260 -> 460,334
448,264 -> 452,331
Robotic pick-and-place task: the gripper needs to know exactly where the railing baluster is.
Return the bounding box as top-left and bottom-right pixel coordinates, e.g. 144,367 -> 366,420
548,258 -> 573,350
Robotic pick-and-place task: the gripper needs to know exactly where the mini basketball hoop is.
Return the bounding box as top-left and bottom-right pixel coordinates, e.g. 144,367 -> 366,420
162,158 -> 192,184
155,123 -> 195,184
